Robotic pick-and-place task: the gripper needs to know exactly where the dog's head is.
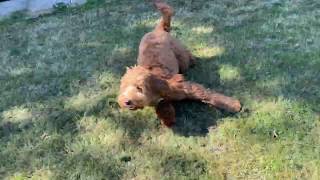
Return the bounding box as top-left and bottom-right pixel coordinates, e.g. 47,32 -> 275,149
117,66 -> 170,110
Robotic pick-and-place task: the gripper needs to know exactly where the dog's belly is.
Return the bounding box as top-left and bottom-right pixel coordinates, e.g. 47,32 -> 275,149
137,32 -> 179,75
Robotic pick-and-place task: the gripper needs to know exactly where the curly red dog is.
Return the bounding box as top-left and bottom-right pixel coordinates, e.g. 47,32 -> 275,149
118,0 -> 241,127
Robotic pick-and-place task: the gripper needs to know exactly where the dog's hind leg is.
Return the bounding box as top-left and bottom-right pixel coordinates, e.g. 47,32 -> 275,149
170,38 -> 196,73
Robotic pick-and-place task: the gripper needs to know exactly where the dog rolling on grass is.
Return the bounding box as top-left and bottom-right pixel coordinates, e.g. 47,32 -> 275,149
118,0 -> 241,127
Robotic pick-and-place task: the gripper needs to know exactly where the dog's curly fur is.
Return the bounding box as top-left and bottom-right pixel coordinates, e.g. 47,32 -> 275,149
118,1 -> 241,127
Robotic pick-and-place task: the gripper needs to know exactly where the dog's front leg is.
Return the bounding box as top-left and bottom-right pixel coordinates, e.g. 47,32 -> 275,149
169,76 -> 241,112
155,100 -> 176,127
188,82 -> 241,112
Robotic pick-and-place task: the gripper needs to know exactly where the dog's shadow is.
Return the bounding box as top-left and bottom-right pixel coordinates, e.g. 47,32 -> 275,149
172,101 -> 221,137
171,58 -> 238,137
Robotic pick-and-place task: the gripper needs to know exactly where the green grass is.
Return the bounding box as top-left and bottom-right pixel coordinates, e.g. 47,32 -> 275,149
1,0 -> 320,179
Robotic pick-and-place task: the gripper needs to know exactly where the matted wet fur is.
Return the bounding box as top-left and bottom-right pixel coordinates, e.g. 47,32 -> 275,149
118,0 -> 241,127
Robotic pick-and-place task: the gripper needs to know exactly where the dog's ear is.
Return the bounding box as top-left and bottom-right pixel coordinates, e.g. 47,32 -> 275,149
145,74 -> 170,96
155,101 -> 176,127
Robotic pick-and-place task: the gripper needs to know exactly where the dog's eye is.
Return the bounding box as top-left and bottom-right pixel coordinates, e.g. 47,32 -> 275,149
136,86 -> 143,92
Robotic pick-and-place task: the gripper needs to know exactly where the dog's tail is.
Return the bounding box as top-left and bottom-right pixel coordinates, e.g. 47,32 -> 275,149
153,0 -> 174,32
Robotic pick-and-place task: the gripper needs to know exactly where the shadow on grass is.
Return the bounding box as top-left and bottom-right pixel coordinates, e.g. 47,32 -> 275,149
161,153 -> 207,178
1,0 -> 319,178
141,142 -> 211,179
54,151 -> 124,180
172,101 -> 219,137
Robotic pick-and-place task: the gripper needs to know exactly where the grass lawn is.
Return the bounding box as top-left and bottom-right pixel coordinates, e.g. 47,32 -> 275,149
0,0 -> 320,179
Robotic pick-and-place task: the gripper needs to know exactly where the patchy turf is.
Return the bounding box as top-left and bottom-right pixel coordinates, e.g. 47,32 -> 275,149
0,0 -> 320,179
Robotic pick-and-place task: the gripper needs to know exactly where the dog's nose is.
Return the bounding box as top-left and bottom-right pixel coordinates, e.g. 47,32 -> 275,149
125,100 -> 132,106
